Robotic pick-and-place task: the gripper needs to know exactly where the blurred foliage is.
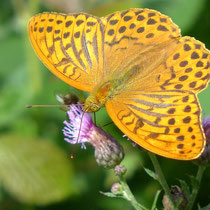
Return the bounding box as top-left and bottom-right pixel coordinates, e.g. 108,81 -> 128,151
0,135 -> 75,205
0,0 -> 210,209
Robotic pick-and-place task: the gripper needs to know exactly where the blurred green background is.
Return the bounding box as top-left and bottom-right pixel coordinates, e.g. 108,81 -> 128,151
0,0 -> 210,209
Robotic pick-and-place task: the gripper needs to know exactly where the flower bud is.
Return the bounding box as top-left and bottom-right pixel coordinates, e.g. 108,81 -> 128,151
111,183 -> 123,195
114,165 -> 127,176
90,127 -> 124,168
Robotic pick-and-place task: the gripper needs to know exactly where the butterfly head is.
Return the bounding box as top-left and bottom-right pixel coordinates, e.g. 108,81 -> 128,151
83,95 -> 101,112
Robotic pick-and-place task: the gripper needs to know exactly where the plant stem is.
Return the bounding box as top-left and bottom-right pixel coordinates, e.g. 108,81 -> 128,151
148,152 -> 176,209
118,175 -> 149,210
185,165 -> 206,210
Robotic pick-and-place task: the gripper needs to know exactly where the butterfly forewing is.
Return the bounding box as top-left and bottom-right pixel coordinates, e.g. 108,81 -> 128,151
28,12 -> 104,92
125,37 -> 209,94
101,9 -> 181,78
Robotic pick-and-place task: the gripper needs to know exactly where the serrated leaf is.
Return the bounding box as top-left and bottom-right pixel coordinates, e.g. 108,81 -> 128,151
189,175 -> 200,191
144,168 -> 158,180
0,135 -> 76,205
178,179 -> 191,200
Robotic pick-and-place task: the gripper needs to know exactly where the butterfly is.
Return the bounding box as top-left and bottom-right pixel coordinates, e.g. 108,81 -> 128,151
28,8 -> 209,160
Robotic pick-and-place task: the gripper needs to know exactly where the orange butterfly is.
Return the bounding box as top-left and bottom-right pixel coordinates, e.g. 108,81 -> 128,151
28,9 -> 209,160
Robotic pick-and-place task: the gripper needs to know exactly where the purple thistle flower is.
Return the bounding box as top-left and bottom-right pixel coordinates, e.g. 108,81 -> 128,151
202,116 -> 210,140
195,116 -> 210,165
63,104 -> 93,149
63,103 -> 124,168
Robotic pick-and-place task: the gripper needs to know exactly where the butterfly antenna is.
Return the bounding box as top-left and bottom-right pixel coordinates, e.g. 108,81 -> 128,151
26,104 -> 70,108
26,103 -> 84,108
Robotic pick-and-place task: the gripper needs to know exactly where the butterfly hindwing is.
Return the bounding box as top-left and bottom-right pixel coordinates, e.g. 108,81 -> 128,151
106,90 -> 205,160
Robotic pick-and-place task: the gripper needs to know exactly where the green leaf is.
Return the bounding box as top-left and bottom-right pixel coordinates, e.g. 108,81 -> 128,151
189,175 -> 200,191
199,203 -> 210,210
144,168 -> 158,180
175,197 -> 184,209
0,135 -> 76,205
178,179 -> 191,201
151,190 -> 161,210
100,191 -> 124,199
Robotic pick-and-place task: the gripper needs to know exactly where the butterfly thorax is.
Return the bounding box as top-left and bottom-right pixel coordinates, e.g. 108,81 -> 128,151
84,81 -> 116,112
84,67 -> 137,112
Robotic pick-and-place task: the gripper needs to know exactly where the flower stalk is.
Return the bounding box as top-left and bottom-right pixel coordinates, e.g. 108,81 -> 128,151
114,165 -> 148,210
185,165 -> 206,210
117,174 -> 148,210
148,152 -> 176,209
